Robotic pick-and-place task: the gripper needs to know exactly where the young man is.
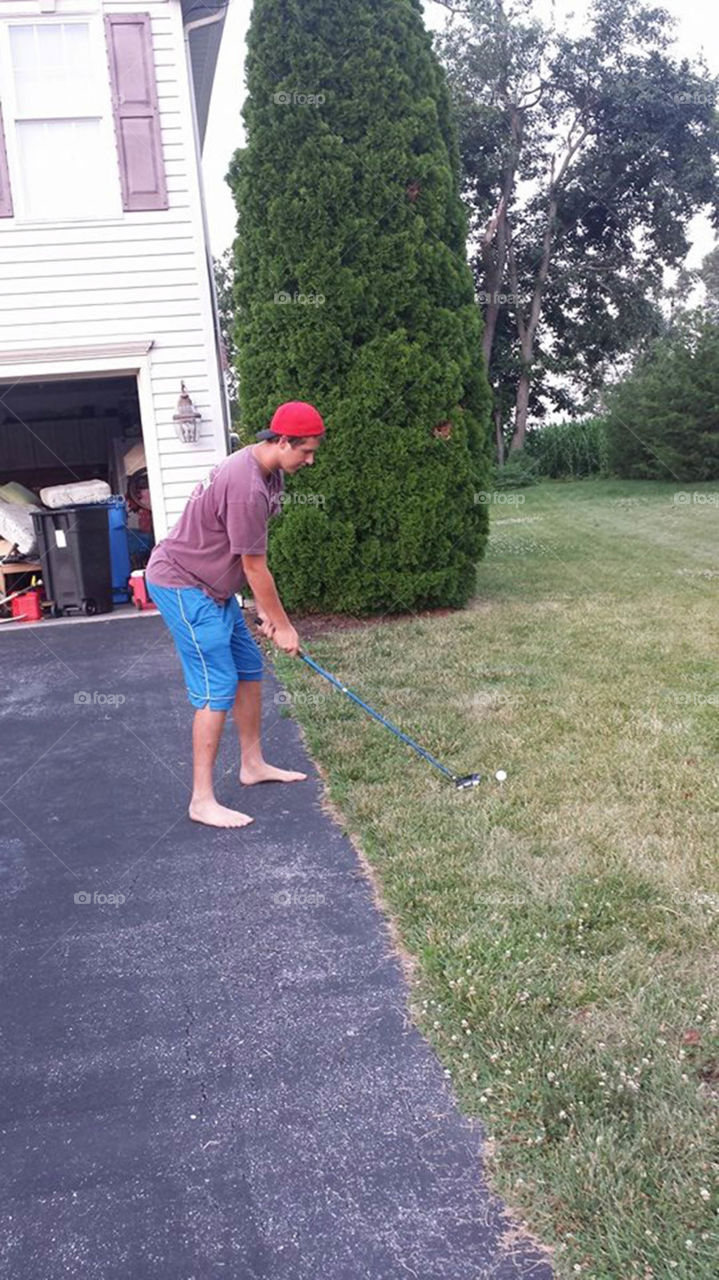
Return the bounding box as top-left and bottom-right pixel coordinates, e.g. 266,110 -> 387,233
145,400 -> 325,829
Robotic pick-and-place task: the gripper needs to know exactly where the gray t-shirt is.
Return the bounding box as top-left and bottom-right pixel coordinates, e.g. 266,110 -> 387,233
146,446 -> 284,602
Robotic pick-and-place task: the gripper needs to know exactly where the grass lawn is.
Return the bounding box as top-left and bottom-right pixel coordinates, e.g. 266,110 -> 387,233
275,478 -> 718,1280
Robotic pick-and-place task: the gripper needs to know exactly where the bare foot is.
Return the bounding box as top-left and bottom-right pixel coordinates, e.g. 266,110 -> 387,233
189,798 -> 254,828
240,762 -> 307,785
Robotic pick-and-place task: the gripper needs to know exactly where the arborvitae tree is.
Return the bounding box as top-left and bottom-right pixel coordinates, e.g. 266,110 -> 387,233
605,313 -> 719,481
227,0 -> 492,614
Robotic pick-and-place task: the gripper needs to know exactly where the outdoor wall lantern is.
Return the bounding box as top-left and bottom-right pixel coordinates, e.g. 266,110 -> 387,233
173,382 -> 202,444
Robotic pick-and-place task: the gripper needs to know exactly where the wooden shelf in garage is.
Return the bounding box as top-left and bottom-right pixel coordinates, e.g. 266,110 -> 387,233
0,559 -> 43,603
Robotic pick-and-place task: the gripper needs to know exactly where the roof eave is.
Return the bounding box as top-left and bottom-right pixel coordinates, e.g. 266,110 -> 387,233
180,1 -> 229,150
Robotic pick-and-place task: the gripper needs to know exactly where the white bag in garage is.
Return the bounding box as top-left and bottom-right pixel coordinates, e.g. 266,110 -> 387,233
39,479 -> 112,509
0,499 -> 41,556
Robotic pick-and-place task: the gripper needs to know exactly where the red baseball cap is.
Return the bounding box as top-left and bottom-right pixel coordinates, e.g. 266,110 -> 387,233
256,400 -> 325,440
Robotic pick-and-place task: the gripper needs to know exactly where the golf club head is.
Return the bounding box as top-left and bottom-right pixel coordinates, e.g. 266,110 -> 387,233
455,773 -> 482,790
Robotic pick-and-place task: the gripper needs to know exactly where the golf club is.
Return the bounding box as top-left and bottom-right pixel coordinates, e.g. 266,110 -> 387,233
298,651 -> 483,790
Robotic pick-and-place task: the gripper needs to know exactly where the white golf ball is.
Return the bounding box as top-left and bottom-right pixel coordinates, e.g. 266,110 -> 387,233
495,769 -> 507,782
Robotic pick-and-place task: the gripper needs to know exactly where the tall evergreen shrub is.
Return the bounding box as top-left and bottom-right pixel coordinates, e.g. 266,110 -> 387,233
228,0 -> 492,613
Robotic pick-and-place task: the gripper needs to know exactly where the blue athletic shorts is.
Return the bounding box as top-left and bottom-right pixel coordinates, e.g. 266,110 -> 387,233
146,582 -> 263,711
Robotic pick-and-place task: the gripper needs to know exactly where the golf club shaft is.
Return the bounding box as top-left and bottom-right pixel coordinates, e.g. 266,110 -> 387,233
298,652 -> 457,782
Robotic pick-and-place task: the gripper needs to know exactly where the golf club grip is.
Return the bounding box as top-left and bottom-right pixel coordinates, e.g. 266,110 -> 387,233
298,652 -> 456,781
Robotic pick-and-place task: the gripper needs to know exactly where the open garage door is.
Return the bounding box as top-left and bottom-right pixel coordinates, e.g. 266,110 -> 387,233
0,375 -> 155,618
0,375 -> 144,495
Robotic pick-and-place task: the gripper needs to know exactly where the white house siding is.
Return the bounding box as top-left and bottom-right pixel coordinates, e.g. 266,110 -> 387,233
0,0 -> 229,537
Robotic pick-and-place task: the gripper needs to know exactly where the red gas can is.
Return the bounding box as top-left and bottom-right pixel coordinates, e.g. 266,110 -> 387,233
11,588 -> 43,622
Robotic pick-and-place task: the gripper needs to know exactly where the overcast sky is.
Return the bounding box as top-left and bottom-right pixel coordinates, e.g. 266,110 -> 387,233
201,0 -> 719,265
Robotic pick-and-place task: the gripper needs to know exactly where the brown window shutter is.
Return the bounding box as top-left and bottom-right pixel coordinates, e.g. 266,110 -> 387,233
0,103 -> 13,219
105,12 -> 169,212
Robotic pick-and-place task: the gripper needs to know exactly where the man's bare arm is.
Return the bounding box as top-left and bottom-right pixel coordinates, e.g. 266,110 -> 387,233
241,553 -> 300,655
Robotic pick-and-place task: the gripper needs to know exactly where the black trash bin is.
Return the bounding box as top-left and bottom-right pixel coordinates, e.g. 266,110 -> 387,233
32,506 -> 114,617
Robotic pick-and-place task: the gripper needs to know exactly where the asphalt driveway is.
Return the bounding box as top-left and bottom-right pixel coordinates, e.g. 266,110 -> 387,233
0,615 -> 552,1279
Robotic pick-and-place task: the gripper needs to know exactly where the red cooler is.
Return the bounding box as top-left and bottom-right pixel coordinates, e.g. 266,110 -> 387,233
129,570 -> 156,611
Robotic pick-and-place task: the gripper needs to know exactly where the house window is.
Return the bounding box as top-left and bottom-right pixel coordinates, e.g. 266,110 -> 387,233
2,20 -> 120,221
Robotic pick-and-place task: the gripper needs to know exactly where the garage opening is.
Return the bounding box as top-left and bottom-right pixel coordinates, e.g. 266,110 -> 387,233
0,375 -> 156,620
